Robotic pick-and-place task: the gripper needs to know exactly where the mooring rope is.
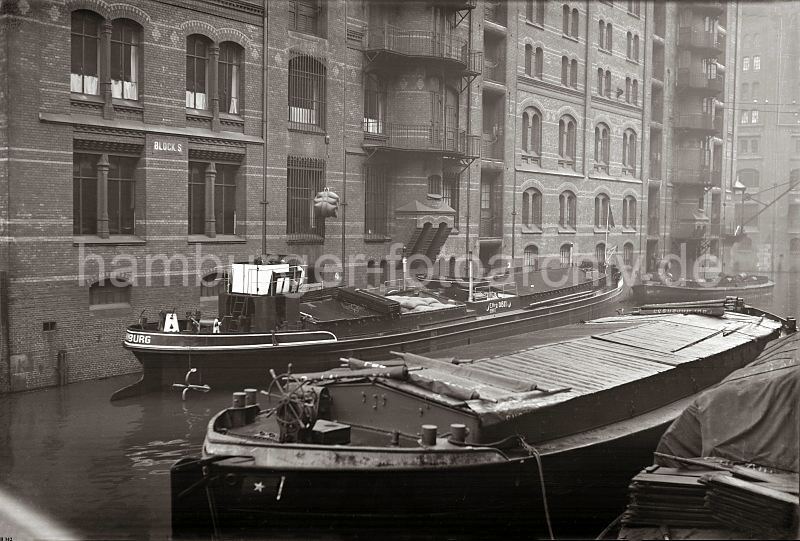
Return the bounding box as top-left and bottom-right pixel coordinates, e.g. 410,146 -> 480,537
520,436 -> 555,540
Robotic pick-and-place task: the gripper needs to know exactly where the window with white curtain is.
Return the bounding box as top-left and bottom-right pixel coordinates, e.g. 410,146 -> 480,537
71,10 -> 101,95
219,42 -> 243,115
186,34 -> 211,109
111,19 -> 141,100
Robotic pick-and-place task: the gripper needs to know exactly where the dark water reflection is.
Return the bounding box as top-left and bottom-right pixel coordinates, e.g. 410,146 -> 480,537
0,374 -> 231,540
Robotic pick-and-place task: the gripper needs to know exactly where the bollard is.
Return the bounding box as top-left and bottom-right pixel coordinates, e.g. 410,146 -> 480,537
244,388 -> 258,406
232,392 -> 246,408
450,423 -> 467,443
421,424 -> 438,446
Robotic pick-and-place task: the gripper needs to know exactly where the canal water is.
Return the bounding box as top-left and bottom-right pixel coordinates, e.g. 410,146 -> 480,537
0,373 -> 628,540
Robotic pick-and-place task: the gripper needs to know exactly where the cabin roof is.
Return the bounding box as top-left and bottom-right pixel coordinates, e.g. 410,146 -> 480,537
382,312 -> 783,417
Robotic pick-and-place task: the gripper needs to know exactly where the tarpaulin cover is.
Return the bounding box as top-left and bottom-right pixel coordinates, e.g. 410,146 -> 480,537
656,332 -> 800,473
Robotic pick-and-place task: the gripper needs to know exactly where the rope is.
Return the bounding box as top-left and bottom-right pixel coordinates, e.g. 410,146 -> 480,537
519,436 -> 555,540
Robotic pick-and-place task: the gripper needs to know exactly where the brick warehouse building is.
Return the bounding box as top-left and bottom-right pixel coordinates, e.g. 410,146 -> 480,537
0,0 -> 739,394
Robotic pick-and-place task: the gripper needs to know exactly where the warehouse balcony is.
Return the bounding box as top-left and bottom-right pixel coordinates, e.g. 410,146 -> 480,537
676,68 -> 723,94
677,27 -> 724,54
673,149 -> 722,187
363,121 -> 480,158
365,26 -> 479,75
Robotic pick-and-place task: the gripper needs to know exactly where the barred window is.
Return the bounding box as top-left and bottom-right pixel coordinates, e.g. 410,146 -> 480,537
73,154 -> 98,235
442,172 -> 459,224
524,245 -> 539,270
560,243 -> 573,267
287,156 -> 325,238
533,47 -> 544,78
71,10 -> 101,95
525,44 -> 533,76
188,162 -> 206,235
219,42 -> 243,115
90,278 -> 131,307
186,34 -> 211,109
108,156 -> 136,235
364,164 -> 389,238
289,0 -> 319,36
289,55 -> 326,130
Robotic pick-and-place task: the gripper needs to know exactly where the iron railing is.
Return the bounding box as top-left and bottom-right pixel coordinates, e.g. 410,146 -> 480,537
677,27 -> 723,52
364,121 -> 479,157
365,26 -> 471,67
674,113 -> 716,131
479,216 -> 501,238
673,148 -> 722,187
482,135 -> 503,160
484,55 -> 505,84
677,68 -> 723,93
484,1 -> 506,25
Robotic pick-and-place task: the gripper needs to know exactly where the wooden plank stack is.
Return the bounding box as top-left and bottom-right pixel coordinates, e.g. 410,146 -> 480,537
621,465 -> 799,539
702,472 -> 799,539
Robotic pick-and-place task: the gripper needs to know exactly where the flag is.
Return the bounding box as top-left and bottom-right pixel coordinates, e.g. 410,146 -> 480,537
607,206 -> 615,229
606,245 -> 618,258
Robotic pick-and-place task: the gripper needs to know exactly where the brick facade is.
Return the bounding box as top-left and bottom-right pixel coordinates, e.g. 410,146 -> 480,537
0,0 -> 743,394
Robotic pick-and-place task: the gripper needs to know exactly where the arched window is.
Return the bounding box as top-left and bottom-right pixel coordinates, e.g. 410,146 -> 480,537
605,70 -> 611,96
626,31 -> 633,59
219,42 -> 243,114
534,47 -> 544,78
571,8 -> 579,38
570,58 -> 578,88
560,243 -> 573,267
559,190 -> 577,228
633,34 -> 640,62
522,188 -> 542,227
186,34 -> 211,109
598,20 -> 605,48
289,55 -> 326,130
606,22 -> 613,51
623,242 -> 634,266
594,193 -> 610,228
632,79 -> 639,104
110,19 -> 142,100
89,278 -> 131,307
524,245 -> 540,270
527,0 -> 545,25
625,76 -> 632,102
200,271 -> 227,299
521,107 -> 542,155
623,195 -> 637,228
562,4 -> 570,34
561,56 -> 569,85
558,116 -> 577,168
622,129 -> 637,176
366,260 -> 378,287
597,68 -> 604,95
594,123 -> 610,171
595,243 -> 606,265
71,10 -> 102,95
525,44 -> 533,76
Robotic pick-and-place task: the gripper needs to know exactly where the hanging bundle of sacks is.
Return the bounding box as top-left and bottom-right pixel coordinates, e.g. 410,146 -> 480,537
314,188 -> 340,218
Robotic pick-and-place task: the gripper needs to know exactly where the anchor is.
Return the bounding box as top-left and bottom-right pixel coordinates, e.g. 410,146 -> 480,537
172,368 -> 211,400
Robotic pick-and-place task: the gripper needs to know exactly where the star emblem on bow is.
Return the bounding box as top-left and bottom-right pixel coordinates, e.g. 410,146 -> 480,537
253,481 -> 264,493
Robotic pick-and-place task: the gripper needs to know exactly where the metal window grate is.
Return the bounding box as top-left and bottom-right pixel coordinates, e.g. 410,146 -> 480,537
289,55 -> 326,131
364,165 -> 388,238
89,279 -> 131,306
287,156 -> 325,238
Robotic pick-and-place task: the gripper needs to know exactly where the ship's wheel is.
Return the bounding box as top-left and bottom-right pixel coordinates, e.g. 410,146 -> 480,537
263,368 -> 319,443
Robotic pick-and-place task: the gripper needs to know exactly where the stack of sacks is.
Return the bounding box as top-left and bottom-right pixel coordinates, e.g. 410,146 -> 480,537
389,295 -> 454,313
